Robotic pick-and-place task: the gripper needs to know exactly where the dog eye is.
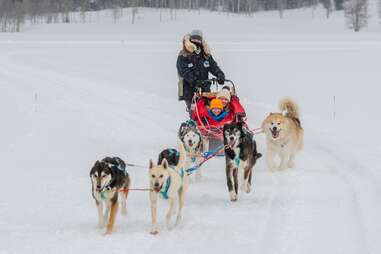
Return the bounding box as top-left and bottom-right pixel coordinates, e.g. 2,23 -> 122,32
151,174 -> 155,178
277,122 -> 280,125
160,175 -> 164,178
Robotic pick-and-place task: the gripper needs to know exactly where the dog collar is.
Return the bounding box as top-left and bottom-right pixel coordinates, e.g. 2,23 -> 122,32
100,190 -> 107,200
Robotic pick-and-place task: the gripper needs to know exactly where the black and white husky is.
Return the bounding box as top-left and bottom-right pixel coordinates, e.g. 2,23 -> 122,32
90,157 -> 130,234
223,122 -> 262,202
178,120 -> 204,180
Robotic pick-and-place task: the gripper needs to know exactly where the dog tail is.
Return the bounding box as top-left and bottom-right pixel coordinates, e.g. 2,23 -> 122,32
176,138 -> 187,171
279,98 -> 300,119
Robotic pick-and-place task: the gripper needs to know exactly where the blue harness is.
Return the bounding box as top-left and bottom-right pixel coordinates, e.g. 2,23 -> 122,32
160,166 -> 185,200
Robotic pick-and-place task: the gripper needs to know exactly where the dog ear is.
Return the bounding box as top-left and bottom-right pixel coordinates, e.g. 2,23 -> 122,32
254,153 -> 262,160
92,160 -> 100,169
149,159 -> 153,169
161,159 -> 168,170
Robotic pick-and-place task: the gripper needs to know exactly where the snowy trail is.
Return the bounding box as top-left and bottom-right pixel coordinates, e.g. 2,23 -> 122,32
1,42 -> 380,254
1,9 -> 381,254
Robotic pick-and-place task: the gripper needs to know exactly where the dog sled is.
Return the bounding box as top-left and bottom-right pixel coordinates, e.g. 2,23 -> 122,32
190,79 -> 245,150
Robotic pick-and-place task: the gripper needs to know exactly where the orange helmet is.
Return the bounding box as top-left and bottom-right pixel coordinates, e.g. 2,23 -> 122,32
210,99 -> 223,110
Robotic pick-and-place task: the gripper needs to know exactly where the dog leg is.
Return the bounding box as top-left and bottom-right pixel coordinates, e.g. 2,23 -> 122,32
105,200 -> 118,235
96,200 -> 105,228
226,166 -> 237,202
175,189 -> 184,226
149,192 -> 159,235
279,150 -> 290,170
203,138 -> 209,153
241,167 -> 252,193
288,153 -> 296,168
266,149 -> 277,172
103,204 -> 110,224
120,190 -> 128,215
233,168 -> 239,196
166,196 -> 178,230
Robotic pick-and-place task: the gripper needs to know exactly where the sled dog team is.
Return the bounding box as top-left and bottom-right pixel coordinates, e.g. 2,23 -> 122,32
90,98 -> 304,235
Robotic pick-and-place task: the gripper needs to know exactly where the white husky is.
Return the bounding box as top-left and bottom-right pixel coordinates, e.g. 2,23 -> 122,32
148,139 -> 189,235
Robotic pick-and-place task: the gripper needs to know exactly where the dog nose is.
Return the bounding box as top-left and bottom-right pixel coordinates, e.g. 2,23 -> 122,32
229,136 -> 234,141
154,182 -> 160,187
272,127 -> 277,131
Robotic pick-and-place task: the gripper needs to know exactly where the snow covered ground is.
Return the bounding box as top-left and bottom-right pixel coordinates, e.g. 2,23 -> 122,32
1,7 -> 381,254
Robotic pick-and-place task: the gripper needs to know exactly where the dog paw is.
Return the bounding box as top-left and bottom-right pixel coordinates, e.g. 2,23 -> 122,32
245,183 -> 252,194
150,230 -> 159,235
166,223 -> 174,231
103,228 -> 112,236
229,191 -> 237,202
175,214 -> 182,226
98,221 -> 105,229
288,161 -> 295,168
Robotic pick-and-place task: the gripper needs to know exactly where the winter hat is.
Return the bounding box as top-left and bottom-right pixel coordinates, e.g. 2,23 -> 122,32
190,29 -> 203,43
210,99 -> 223,110
217,89 -> 231,102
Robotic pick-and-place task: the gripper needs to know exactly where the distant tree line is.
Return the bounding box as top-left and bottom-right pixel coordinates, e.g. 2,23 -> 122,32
0,0 -> 374,32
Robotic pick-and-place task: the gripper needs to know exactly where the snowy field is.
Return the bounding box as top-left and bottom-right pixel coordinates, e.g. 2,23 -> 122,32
1,7 -> 381,254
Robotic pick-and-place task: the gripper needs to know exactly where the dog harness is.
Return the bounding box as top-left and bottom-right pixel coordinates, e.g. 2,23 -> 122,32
234,156 -> 240,167
160,166 -> 185,200
98,162 -> 128,199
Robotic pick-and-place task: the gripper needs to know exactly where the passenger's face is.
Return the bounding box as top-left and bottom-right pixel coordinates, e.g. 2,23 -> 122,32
218,97 -> 229,107
211,108 -> 222,115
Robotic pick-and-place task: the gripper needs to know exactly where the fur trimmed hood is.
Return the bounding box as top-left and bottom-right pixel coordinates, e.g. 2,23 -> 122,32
179,34 -> 211,56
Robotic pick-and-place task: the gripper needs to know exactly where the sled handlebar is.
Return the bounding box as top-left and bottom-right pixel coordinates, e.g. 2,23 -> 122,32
199,79 -> 236,95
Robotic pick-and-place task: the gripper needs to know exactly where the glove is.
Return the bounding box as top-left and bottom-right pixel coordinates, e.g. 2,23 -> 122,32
236,112 -> 247,123
217,76 -> 225,85
194,80 -> 203,89
195,80 -> 211,91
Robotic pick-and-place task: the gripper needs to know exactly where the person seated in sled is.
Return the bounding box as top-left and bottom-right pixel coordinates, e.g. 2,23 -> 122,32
192,88 -> 247,130
193,98 -> 233,129
176,29 -> 225,113
215,87 -> 247,123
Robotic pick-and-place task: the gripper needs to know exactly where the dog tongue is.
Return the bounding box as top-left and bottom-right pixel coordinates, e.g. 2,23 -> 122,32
228,140 -> 235,147
154,185 -> 162,192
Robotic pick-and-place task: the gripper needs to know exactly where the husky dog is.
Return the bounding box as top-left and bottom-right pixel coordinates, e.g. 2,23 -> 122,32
178,120 -> 204,180
149,139 -> 189,235
90,157 -> 130,235
158,148 -> 180,167
262,98 -> 304,171
223,122 -> 262,202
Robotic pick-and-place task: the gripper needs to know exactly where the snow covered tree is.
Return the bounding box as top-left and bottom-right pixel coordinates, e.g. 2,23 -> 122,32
277,0 -> 286,18
322,0 -> 335,18
344,0 -> 368,32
